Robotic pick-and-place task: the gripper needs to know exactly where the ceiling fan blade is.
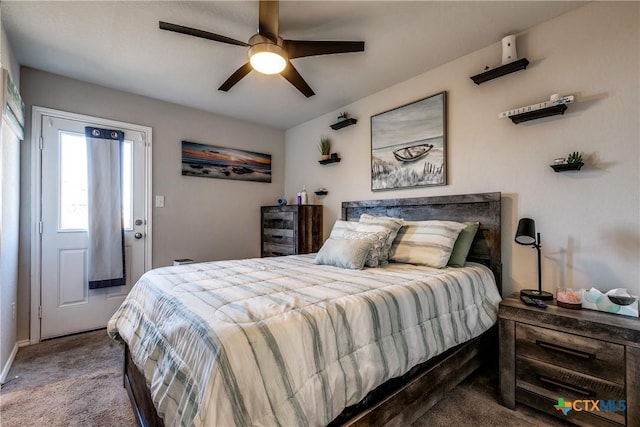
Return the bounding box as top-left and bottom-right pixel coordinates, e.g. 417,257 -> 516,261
283,40 -> 365,59
218,63 -> 253,92
159,21 -> 249,47
258,0 -> 279,42
280,63 -> 315,98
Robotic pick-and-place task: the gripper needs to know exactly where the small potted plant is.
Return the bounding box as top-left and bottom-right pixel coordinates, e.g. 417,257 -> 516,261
337,112 -> 349,122
566,151 -> 583,164
318,136 -> 331,160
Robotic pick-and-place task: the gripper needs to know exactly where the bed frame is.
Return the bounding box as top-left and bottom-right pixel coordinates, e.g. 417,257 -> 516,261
123,192 -> 502,427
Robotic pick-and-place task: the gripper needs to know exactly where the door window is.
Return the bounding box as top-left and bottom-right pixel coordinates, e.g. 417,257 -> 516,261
58,130 -> 133,231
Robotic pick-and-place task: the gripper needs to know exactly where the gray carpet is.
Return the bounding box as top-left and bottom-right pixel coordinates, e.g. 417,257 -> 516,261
0,330 -> 568,426
0,329 -> 135,427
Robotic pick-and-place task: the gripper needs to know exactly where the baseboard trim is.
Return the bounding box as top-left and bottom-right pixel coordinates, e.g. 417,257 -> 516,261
0,342 -> 19,385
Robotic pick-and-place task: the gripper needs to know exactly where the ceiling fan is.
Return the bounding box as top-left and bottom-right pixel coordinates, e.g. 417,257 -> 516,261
159,0 -> 365,97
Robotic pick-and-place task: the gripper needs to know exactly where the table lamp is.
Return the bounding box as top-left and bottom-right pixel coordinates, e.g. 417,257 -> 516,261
515,217 -> 554,300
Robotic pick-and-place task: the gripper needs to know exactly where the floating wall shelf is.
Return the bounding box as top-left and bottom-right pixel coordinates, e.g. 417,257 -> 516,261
509,104 -> 567,124
550,162 -> 583,172
314,190 -> 328,196
330,118 -> 357,130
470,58 -> 530,85
319,157 -> 341,165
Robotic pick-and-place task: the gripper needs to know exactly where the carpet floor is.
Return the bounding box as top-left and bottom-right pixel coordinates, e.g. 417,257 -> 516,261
0,329 -> 569,426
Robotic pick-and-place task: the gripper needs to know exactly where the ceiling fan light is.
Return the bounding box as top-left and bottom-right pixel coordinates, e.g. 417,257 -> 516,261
249,43 -> 287,74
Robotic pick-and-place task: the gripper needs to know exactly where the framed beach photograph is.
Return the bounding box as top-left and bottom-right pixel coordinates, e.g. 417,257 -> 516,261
371,91 -> 447,191
181,141 -> 272,183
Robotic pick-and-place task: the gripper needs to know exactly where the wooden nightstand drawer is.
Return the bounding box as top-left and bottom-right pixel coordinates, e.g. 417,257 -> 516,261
262,243 -> 295,257
262,211 -> 295,229
516,356 -> 625,425
516,323 -> 624,384
262,228 -> 294,245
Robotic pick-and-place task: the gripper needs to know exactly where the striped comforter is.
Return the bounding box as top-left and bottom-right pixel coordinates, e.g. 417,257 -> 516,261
107,254 -> 501,427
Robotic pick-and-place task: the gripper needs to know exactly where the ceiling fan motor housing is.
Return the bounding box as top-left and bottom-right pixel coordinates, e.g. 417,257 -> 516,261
248,34 -> 288,74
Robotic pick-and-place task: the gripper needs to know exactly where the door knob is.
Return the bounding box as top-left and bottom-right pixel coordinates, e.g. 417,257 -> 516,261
134,232 -> 143,240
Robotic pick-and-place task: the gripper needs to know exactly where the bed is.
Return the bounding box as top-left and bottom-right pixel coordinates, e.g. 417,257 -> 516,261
109,192 -> 502,427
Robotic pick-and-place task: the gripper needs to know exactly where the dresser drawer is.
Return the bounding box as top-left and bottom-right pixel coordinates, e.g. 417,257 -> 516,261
262,243 -> 295,257
262,211 -> 294,230
516,355 -> 625,425
516,323 -> 625,384
263,228 -> 294,245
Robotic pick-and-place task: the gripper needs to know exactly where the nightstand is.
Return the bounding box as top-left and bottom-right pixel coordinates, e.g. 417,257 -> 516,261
261,205 -> 322,257
499,293 -> 640,427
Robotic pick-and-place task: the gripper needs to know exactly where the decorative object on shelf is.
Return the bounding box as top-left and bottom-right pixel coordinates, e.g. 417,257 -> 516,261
515,217 -> 554,301
501,35 -> 518,65
469,34 -> 523,85
314,188 -> 328,196
499,95 -> 574,119
318,136 -> 331,160
337,112 -> 349,121
277,197 -> 287,206
181,140 -> 271,183
371,91 -> 447,191
330,117 -> 357,130
556,287 -> 582,309
470,58 -> 529,85
550,151 -> 584,172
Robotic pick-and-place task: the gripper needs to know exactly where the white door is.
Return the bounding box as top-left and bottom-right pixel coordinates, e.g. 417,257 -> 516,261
39,113 -> 150,339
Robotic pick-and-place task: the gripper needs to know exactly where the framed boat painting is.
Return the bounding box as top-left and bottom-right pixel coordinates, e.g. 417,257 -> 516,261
371,91 -> 447,191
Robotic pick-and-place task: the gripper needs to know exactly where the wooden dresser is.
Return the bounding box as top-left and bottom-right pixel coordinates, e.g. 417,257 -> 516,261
499,293 -> 640,427
261,205 -> 322,257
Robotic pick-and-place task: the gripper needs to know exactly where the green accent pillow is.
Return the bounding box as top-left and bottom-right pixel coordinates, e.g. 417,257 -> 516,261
448,222 -> 480,267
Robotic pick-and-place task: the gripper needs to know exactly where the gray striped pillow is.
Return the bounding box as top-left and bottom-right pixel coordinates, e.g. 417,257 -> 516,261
390,220 -> 467,268
329,220 -> 358,239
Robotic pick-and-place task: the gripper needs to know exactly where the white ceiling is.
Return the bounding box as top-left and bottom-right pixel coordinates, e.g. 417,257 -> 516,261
2,1 -> 584,130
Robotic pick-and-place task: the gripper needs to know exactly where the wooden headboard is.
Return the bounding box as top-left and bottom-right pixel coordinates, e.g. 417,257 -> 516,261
342,192 -> 502,294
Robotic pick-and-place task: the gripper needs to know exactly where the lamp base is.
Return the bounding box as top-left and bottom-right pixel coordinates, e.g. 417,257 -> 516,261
520,289 -> 554,301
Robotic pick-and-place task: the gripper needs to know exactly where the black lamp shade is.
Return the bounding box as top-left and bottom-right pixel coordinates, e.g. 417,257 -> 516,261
515,218 -> 536,245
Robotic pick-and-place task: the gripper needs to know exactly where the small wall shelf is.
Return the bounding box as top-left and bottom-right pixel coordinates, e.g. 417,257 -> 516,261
470,58 -> 529,85
330,118 -> 357,130
319,157 -> 341,165
509,104 -> 567,124
314,190 -> 328,196
550,162 -> 583,172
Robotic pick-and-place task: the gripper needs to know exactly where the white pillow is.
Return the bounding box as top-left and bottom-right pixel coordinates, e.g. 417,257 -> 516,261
390,220 -> 466,268
357,214 -> 404,264
314,238 -> 371,270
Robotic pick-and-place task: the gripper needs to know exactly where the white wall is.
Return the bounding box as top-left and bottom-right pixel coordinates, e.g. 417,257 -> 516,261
17,68 -> 285,341
0,20 -> 22,381
285,2 -> 640,297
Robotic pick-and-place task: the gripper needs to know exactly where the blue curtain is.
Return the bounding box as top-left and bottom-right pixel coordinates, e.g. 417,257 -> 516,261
86,126 -> 125,289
